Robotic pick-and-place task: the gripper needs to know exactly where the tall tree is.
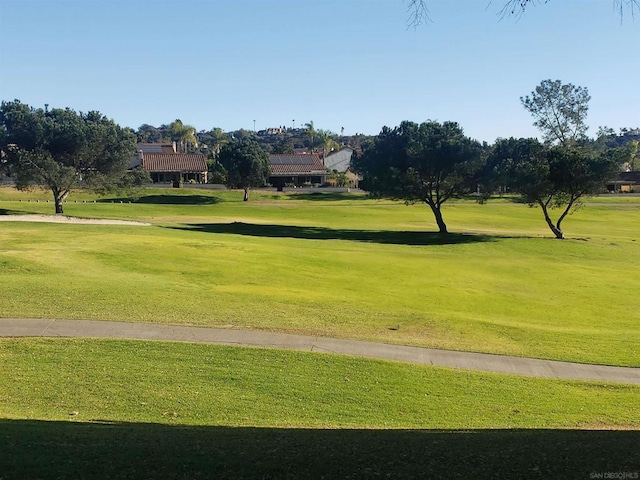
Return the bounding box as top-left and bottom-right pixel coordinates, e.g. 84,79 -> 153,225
353,120 -> 484,234
218,139 -> 269,201
136,124 -> 163,143
197,127 -> 229,158
521,80 -> 591,146
0,100 -> 136,215
623,140 -> 638,171
305,121 -> 316,153
208,127 -> 228,156
169,119 -> 198,153
479,137 -> 538,199
272,139 -> 295,155
490,138 -> 619,239
317,129 -> 340,157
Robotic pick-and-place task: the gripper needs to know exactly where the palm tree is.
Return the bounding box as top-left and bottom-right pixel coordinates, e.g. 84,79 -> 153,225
317,129 -> 340,158
305,121 -> 316,153
170,119 -> 198,153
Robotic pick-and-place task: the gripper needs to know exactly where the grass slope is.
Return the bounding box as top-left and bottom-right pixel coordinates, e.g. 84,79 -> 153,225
0,187 -> 639,366
1,338 -> 639,479
1,188 -> 639,478
3,339 -> 639,429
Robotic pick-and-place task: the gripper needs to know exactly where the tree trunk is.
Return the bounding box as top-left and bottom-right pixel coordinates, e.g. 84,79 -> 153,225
426,201 -> 448,234
539,201 -> 564,239
554,197 -> 578,240
554,215 -> 567,240
53,190 -> 66,215
243,188 -> 249,202
54,198 -> 64,215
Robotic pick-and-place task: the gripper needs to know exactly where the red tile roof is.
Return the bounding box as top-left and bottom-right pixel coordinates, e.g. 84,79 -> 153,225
141,153 -> 207,173
269,154 -> 327,175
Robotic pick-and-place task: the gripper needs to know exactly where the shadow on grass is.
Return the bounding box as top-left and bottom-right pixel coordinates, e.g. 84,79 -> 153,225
170,222 -> 495,246
0,207 -> 27,215
1,419 -> 638,479
285,191 -> 365,201
100,194 -> 222,205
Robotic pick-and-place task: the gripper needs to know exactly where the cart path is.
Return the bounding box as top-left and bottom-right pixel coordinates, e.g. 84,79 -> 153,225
2,318 -> 639,385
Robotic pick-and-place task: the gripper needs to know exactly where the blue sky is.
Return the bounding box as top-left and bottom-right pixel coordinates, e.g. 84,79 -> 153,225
1,0 -> 638,143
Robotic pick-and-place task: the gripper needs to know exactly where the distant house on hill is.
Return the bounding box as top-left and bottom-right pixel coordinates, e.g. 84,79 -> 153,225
130,143 -> 208,185
268,154 -> 328,189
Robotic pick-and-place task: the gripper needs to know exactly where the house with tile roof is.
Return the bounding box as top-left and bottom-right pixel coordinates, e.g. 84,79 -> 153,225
608,171 -> 640,193
130,143 -> 208,185
268,154 -> 328,189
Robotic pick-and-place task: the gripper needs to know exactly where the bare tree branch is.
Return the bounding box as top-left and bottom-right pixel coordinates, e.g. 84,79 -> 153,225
614,0 -> 639,22
406,0 -> 639,26
500,0 -> 639,20
405,0 -> 430,28
497,0 -> 548,20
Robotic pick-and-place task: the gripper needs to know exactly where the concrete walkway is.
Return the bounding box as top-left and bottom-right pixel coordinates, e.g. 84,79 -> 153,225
2,318 -> 639,385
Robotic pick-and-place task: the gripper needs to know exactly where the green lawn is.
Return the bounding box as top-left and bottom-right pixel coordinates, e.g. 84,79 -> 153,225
4,338 -> 638,429
1,187 -> 639,366
1,338 -> 638,479
1,187 -> 639,478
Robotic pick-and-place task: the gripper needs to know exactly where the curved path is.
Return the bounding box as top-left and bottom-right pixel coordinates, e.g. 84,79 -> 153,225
2,318 -> 640,385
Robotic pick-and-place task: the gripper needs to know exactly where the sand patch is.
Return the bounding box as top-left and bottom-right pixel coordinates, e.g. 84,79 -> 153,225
0,214 -> 150,226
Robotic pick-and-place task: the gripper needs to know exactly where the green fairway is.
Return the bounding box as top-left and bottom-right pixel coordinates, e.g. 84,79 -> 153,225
1,188 -> 639,478
1,187 -> 639,366
2,338 -> 638,428
1,338 -> 638,479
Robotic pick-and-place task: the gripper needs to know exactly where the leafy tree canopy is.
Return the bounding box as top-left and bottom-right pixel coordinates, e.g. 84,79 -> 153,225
353,120 -> 484,234
136,124 -> 164,144
272,139 -> 295,155
521,79 -> 591,146
218,139 -> 269,201
489,137 -> 619,238
0,100 -> 137,214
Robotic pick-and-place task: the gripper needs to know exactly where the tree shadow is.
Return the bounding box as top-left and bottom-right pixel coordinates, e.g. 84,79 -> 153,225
0,207 -> 27,215
1,419 -> 638,479
285,191 -> 365,201
170,222 -> 495,246
100,194 -> 222,205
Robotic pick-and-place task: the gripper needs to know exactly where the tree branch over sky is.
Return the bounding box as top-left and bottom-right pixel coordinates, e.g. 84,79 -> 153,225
521,80 -> 591,147
406,0 -> 639,26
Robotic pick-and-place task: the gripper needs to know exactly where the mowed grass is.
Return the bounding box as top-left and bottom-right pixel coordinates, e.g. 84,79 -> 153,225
0,187 -> 639,366
1,338 -> 639,479
2,338 -> 638,429
1,189 -> 640,478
